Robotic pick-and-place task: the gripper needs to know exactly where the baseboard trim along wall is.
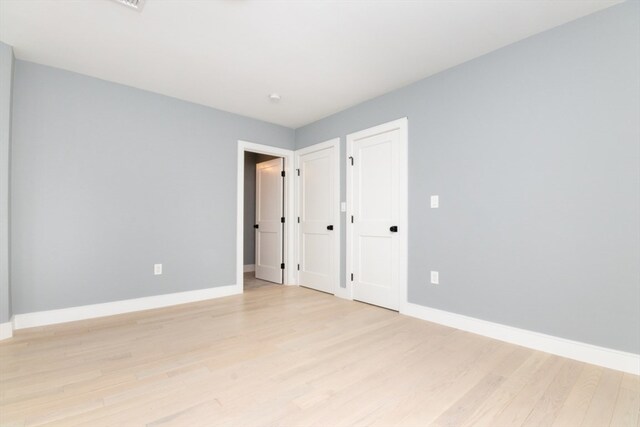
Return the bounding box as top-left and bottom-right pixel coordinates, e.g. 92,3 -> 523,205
401,302 -> 640,375
5,288 -> 638,375
12,284 -> 241,330
0,320 -> 13,340
243,264 -> 255,273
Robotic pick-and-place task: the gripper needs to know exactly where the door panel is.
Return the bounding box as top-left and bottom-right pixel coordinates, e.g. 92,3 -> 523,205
255,158 -> 283,284
351,128 -> 401,310
303,234 -> 330,274
359,140 -> 393,221
298,146 -> 336,294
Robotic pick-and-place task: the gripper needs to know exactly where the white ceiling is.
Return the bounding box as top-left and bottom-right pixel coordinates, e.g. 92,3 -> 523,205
0,0 -> 622,128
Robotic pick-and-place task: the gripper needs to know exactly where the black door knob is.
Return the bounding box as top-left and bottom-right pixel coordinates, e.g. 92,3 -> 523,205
390,225 -> 398,232
327,225 -> 334,230
254,224 -> 259,229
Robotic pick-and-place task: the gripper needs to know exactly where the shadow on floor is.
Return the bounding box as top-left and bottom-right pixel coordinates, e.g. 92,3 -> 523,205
243,272 -> 280,291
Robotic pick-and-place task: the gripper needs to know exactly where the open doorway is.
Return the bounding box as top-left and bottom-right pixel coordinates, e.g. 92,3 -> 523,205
243,152 -> 281,290
236,140 -> 295,293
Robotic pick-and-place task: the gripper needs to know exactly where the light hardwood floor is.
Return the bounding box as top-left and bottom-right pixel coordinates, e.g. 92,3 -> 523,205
0,274 -> 638,427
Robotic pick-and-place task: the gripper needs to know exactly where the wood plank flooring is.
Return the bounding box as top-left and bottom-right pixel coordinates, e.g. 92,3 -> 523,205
0,274 -> 638,426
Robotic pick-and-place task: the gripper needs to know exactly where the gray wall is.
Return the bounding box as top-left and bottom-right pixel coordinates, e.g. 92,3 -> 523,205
0,42 -> 13,323
243,152 -> 278,266
295,2 -> 640,353
11,60 -> 294,314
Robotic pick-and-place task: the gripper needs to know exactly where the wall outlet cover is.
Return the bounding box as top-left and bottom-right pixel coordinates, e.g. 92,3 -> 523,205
430,271 -> 439,284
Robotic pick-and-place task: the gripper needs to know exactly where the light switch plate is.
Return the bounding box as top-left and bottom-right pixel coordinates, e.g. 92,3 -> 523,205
154,264 -> 162,275
430,195 -> 439,208
341,202 -> 347,212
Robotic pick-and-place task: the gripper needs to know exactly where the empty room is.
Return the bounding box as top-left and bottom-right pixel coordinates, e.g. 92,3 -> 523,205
0,0 -> 638,426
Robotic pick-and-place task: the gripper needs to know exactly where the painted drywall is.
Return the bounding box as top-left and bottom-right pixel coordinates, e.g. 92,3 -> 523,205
295,1 -> 640,354
243,152 -> 279,265
11,61 -> 294,314
0,42 -> 13,323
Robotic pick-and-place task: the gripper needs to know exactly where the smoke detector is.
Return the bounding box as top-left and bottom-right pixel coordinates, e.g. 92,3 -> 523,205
110,0 -> 145,12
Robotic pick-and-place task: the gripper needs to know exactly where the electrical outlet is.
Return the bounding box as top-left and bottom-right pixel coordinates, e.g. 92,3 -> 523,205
154,264 -> 162,275
430,271 -> 439,284
430,195 -> 439,208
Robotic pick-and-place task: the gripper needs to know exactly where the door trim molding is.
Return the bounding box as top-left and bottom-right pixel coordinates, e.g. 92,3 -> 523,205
345,117 -> 408,309
295,138 -> 341,292
237,141 -> 295,290
0,320 -> 13,340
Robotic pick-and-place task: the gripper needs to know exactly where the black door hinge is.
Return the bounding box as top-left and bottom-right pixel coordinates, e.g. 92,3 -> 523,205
297,217 -> 300,223
351,215 -> 354,223
281,217 -> 285,223
281,263 -> 285,270
296,168 -> 300,176
297,264 -> 300,271
349,156 -> 354,166
281,170 -> 285,177
350,273 -> 354,281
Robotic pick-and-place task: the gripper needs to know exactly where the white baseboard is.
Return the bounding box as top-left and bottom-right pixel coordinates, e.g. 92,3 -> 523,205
0,320 -> 13,340
13,284 -> 241,330
401,302 -> 639,375
243,264 -> 255,273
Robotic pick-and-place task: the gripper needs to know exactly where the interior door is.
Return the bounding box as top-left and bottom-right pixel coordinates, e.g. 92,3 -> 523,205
255,157 -> 284,284
349,125 -> 402,310
298,145 -> 336,294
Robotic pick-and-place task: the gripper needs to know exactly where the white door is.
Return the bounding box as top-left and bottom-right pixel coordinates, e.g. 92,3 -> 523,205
348,119 -> 407,310
297,142 -> 338,294
255,157 -> 284,284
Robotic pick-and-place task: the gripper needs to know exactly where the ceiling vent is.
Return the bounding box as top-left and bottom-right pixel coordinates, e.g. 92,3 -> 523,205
110,0 -> 145,12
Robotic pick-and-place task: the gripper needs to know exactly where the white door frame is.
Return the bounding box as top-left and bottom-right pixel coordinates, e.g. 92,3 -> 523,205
345,118 -> 408,310
237,140 -> 296,291
295,138 -> 341,292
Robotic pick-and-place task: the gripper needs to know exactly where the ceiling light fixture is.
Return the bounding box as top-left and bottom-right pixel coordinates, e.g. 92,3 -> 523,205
269,93 -> 281,103
110,0 -> 145,12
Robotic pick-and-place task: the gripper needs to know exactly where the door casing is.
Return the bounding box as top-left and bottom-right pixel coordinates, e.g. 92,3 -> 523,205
345,118 -> 408,309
